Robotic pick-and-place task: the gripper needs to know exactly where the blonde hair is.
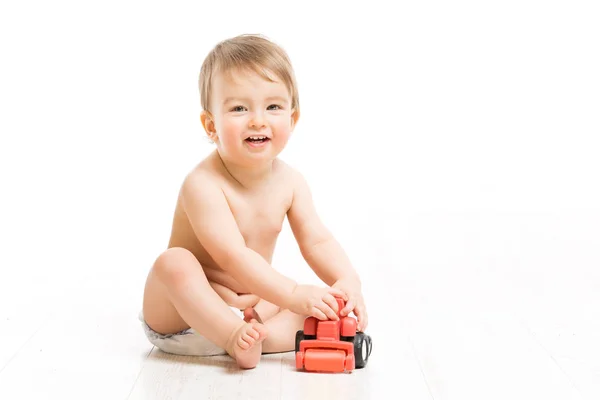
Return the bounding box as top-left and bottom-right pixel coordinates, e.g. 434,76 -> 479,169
198,34 -> 299,114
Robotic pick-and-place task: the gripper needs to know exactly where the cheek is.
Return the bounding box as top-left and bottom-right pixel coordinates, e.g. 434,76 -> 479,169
271,127 -> 292,147
220,117 -> 243,133
271,117 -> 293,134
217,118 -> 246,145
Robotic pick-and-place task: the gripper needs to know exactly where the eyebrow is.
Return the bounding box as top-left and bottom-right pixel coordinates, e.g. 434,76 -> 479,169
222,96 -> 289,105
265,96 -> 289,103
222,97 -> 247,104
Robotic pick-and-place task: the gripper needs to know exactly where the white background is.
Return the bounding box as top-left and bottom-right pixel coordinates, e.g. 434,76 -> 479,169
0,1 -> 599,398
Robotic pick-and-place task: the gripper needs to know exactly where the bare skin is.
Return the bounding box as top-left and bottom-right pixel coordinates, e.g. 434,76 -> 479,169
143,68 -> 367,369
143,154 -> 302,367
144,151 -> 342,367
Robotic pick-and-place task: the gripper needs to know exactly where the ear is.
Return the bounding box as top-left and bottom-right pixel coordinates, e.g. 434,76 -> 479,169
290,109 -> 300,130
200,111 -> 217,141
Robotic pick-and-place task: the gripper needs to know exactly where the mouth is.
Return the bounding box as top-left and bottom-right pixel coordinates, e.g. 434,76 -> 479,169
244,135 -> 271,147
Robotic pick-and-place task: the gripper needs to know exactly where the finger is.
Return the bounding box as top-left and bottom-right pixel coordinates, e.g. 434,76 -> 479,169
322,293 -> 339,315
357,314 -> 365,331
341,298 -> 355,316
312,308 -> 328,320
317,301 -> 339,321
327,287 -> 348,300
356,306 -> 368,331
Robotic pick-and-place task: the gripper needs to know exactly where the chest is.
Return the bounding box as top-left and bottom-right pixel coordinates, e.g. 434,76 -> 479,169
225,189 -> 292,244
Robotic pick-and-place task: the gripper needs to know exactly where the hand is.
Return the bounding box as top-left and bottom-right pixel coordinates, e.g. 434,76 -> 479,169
229,293 -> 261,310
288,284 -> 348,321
209,281 -> 259,310
333,278 -> 368,331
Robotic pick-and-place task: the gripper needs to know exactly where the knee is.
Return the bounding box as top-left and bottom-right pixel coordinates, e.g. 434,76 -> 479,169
152,247 -> 200,286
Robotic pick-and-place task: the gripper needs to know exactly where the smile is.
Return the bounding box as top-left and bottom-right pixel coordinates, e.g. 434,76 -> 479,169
245,136 -> 271,148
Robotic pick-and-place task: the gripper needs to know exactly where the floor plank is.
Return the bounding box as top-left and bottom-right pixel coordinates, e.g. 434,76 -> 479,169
405,295 -> 584,400
0,294 -> 151,400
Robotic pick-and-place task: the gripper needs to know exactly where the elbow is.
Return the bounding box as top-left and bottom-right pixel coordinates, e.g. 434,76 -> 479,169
300,237 -> 334,266
300,234 -> 333,263
213,246 -> 248,274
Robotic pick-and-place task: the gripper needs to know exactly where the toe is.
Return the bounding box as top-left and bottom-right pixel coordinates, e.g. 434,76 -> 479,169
250,319 -> 269,339
242,333 -> 255,345
246,329 -> 259,340
238,337 -> 250,350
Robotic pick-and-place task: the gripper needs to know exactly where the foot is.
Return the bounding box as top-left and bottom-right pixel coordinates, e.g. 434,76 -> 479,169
226,319 -> 268,369
243,307 -> 263,323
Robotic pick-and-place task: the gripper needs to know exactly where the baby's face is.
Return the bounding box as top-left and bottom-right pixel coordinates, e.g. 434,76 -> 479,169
206,69 -> 298,164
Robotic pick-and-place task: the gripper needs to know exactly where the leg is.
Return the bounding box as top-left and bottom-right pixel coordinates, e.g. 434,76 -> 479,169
143,247 -> 267,368
261,309 -> 306,354
243,299 -> 281,323
242,300 -> 303,353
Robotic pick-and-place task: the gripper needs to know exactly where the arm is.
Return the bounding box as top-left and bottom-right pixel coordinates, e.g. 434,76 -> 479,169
209,281 -> 260,310
287,170 -> 368,330
181,172 -> 297,308
287,170 -> 361,287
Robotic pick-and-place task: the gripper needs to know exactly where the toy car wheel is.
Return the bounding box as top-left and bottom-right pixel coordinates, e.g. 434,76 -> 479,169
295,330 -> 317,352
295,330 -> 304,352
353,332 -> 372,369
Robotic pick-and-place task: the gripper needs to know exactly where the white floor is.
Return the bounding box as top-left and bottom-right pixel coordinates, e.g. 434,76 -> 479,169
0,210 -> 599,400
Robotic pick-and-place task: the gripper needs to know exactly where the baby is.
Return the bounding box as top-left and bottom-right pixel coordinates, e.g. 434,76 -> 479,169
142,34 -> 368,369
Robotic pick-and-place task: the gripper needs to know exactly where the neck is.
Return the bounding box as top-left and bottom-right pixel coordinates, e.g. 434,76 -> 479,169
215,150 -> 274,189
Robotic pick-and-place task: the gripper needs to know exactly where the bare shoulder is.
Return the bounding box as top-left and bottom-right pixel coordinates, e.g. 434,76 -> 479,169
273,158 -> 305,186
175,153 -> 247,264
180,152 -> 226,196
272,159 -> 308,209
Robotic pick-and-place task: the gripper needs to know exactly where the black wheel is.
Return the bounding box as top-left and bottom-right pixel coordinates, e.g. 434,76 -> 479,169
295,330 -> 317,352
353,332 -> 372,369
295,330 -> 304,352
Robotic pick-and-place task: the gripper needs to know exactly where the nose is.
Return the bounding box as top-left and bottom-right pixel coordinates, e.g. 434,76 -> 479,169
249,111 -> 266,129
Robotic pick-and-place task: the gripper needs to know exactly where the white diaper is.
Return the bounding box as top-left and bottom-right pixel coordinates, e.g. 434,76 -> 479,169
139,308 -> 244,357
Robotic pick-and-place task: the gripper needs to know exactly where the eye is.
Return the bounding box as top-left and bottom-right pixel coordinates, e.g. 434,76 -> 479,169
231,105 -> 247,112
267,104 -> 282,111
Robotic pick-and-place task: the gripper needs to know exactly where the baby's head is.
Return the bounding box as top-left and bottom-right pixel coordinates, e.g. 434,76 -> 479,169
198,35 -> 300,161
199,34 -> 299,115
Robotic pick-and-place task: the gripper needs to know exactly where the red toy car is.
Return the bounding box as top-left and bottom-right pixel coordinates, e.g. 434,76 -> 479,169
295,297 -> 372,373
